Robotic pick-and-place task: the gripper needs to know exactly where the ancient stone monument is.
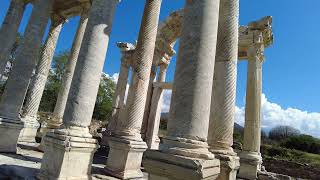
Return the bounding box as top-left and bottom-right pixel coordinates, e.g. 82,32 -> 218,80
0,0 -> 273,179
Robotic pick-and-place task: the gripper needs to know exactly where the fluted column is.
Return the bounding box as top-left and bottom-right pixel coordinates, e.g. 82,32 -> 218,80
143,1 -> 221,179
145,63 -> 167,149
0,0 -> 53,153
208,0 -> 240,179
39,0 -> 119,179
105,0 -> 162,179
0,0 -> 25,74
238,43 -> 264,179
19,15 -> 64,143
50,11 -> 89,128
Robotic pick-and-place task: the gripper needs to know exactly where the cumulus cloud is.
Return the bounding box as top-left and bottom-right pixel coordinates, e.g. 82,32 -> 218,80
161,90 -> 320,138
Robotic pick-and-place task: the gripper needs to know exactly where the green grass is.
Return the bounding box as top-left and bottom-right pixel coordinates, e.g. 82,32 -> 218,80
262,144 -> 320,167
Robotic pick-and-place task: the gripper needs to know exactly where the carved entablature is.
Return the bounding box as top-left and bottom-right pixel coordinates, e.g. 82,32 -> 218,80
52,0 -> 91,19
239,16 -> 273,60
153,38 -> 176,66
117,42 -> 136,67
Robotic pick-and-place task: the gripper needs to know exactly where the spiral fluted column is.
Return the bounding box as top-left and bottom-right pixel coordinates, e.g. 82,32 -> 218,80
0,0 -> 25,74
39,0 -> 119,179
144,1 -> 221,179
0,0 -> 53,153
105,0 -> 162,179
20,16 -> 64,143
208,0 -> 240,179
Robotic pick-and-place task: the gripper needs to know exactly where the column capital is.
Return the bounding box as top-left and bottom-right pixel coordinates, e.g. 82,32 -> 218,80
51,13 -> 66,26
116,42 -> 136,67
153,38 -> 175,66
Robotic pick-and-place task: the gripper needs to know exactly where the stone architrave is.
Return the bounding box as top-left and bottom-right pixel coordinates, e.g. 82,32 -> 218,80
0,0 -> 53,153
145,64 -> 168,149
38,0 -> 119,179
208,0 -> 240,179
238,43 -> 264,179
143,0 -> 221,179
19,15 -> 64,143
40,10 -> 89,140
104,0 -> 162,179
0,0 -> 25,74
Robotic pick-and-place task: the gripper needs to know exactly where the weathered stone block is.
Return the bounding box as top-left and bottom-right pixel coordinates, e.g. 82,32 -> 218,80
238,151 -> 262,180
0,118 -> 24,153
18,116 -> 39,143
38,132 -> 98,180
143,150 -> 220,180
215,153 -> 240,180
104,136 -> 147,179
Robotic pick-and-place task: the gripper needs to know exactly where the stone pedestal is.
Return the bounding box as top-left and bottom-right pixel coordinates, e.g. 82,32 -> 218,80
38,127 -> 98,180
0,118 -> 24,152
238,151 -> 262,179
144,150 -> 220,180
104,137 -> 147,179
214,153 -> 240,180
19,115 -> 39,143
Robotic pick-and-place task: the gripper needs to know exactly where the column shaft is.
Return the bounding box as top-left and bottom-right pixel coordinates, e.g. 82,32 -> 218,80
107,57 -> 130,132
51,12 -> 88,127
243,46 -> 263,153
208,0 -> 239,153
208,0 -> 240,179
238,44 -> 264,179
0,0 -> 25,73
141,64 -> 157,138
105,0 -> 162,179
114,0 -> 162,139
0,0 -> 53,120
22,17 -> 63,121
146,64 -> 167,149
166,0 -> 220,148
63,0 -> 118,128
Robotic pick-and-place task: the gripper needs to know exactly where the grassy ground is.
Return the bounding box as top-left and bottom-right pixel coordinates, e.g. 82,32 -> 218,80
261,144 -> 320,167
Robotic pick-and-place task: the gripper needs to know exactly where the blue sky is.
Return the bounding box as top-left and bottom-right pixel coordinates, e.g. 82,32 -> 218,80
1,0 -> 320,136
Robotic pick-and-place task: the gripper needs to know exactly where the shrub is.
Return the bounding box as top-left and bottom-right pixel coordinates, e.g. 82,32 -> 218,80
281,134 -> 320,154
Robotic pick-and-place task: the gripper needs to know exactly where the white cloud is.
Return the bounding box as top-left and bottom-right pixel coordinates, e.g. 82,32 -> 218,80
161,90 -> 320,138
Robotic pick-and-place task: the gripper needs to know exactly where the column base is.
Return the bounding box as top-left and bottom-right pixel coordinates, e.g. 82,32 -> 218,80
146,136 -> 160,150
143,150 -> 220,180
104,136 -> 147,179
19,115 -> 40,143
38,127 -> 98,180
213,152 -> 240,180
0,117 -> 24,153
238,151 -> 262,180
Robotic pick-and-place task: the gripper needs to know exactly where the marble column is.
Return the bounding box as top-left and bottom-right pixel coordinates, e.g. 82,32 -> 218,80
105,42 -> 134,136
19,15 -> 64,143
38,0 -> 119,179
238,43 -> 264,179
0,0 -> 25,74
104,0 -> 162,179
143,0 -> 221,179
208,0 -> 240,179
0,0 -> 53,153
48,10 -> 89,130
141,62 -> 157,139
145,63 -> 167,149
